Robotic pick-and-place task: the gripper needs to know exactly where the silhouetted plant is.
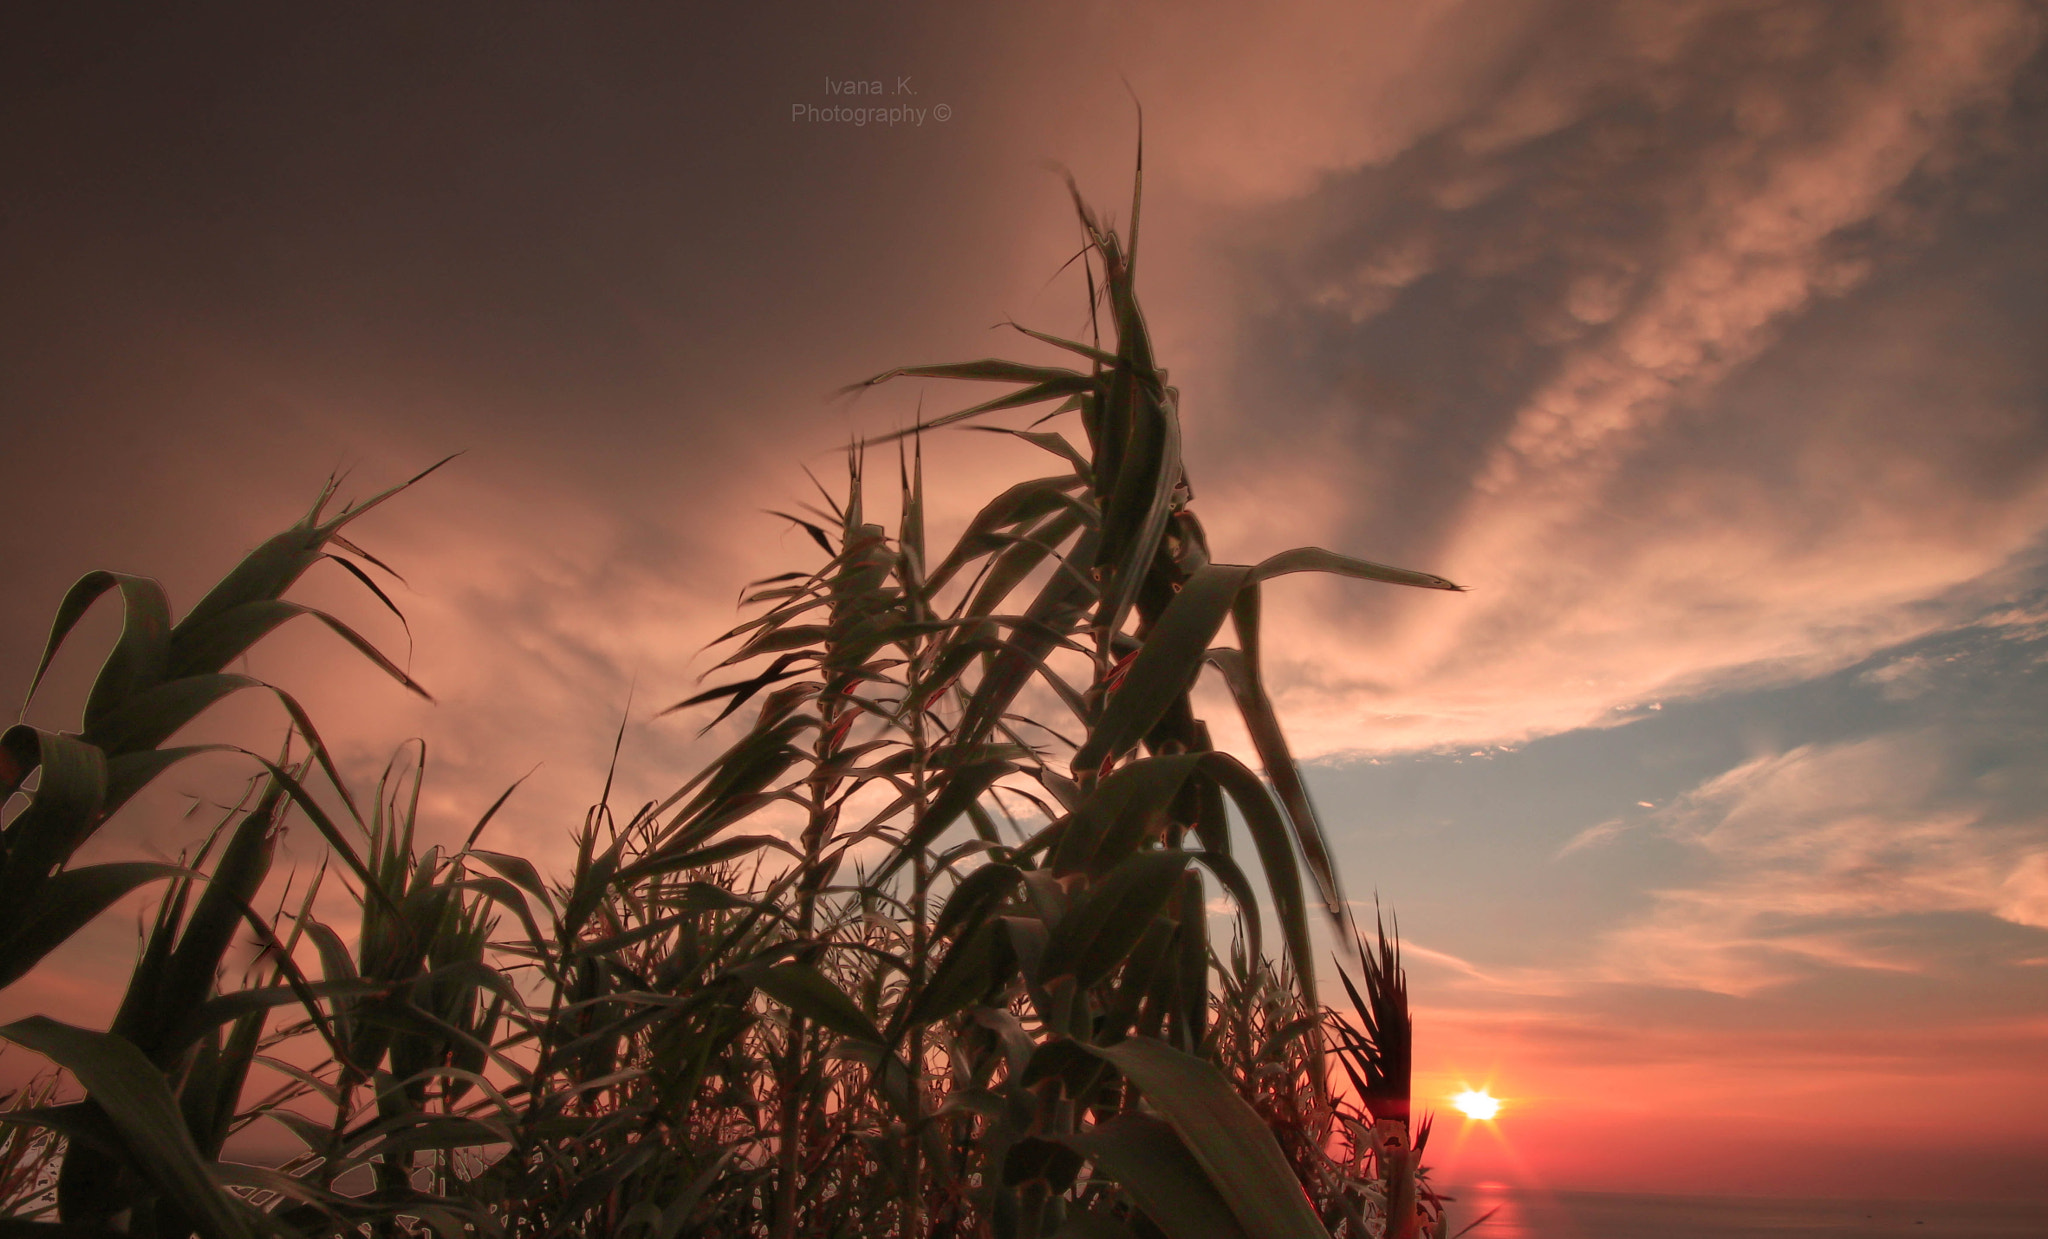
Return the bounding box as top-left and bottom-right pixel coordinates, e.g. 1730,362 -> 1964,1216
0,164 -> 1460,1239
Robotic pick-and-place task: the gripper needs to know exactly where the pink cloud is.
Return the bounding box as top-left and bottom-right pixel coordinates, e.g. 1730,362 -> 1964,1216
1185,0 -> 2048,759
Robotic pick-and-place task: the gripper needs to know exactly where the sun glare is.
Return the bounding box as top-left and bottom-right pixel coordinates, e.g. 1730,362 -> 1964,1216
1452,1089 -> 1501,1121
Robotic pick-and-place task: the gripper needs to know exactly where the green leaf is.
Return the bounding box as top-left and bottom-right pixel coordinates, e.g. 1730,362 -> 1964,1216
873,757 -> 1015,884
955,507 -> 1091,615
160,981 -> 380,1063
1001,320 -> 1123,369
20,572 -> 170,730
1096,386 -> 1183,644
964,423 -> 1094,473
932,861 -> 1024,938
165,599 -> 431,700
1073,564 -> 1251,775
1197,753 -> 1314,1012
902,918 -> 1007,1029
0,862 -> 188,991
1051,754 -> 1203,878
168,455 -> 454,650
1038,850 -> 1190,989
102,744 -> 225,821
467,848 -> 553,909
1252,546 -> 1462,592
0,725 -> 34,800
879,376 -> 1103,441
1205,649 -> 1342,924
0,1017 -> 270,1239
1075,1037 -> 1330,1239
78,673 -> 261,756
0,1100 -> 126,1164
951,529 -> 1099,752
1067,1114 -> 1255,1239
611,832 -> 801,887
861,358 -> 1091,388
0,727 -> 109,899
143,784 -> 284,1058
354,1114 -> 511,1159
736,959 -> 884,1046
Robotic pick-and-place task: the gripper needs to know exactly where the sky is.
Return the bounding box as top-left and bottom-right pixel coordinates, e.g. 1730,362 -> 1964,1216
4,0 -> 2047,1202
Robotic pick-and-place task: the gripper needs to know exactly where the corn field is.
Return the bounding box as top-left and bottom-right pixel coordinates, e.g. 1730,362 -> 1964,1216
0,173 -> 1465,1239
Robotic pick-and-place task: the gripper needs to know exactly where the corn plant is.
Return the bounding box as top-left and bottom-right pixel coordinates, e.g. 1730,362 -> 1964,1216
0,466 -> 465,1236
594,161 -> 1465,1239
1329,921 -> 1447,1239
0,159 -> 1463,1239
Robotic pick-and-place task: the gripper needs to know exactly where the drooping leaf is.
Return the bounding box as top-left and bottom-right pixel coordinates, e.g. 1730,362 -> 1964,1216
1076,1036 -> 1331,1239
1038,849 -> 1190,989
1066,1114 -> 1255,1239
1205,647 -> 1343,923
1197,752 -> 1314,1011
0,862 -> 188,991
1252,546 -> 1461,593
735,958 -> 885,1047
1073,564 -> 1251,776
1049,753 -> 1202,878
166,599 -> 432,700
0,1017 -> 269,1239
0,727 -> 108,897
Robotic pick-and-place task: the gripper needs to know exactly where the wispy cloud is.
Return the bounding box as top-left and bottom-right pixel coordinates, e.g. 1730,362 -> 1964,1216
1568,735 -> 2048,992
1199,0 -> 2048,758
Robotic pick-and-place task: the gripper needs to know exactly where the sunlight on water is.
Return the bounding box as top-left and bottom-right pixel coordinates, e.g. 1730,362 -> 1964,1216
1445,1183 -> 2048,1239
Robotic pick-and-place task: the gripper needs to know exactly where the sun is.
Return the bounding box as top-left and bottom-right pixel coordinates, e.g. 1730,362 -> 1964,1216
1452,1089 -> 1501,1121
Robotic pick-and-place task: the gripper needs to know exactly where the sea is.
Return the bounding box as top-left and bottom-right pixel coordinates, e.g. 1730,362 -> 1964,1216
1440,1185 -> 2048,1238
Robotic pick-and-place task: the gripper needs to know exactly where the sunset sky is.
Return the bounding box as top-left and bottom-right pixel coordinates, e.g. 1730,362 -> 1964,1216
5,1 -> 2046,1201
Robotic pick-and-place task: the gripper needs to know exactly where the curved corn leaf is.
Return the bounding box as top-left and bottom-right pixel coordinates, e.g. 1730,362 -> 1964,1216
1205,648 -> 1342,923
0,862 -> 188,991
1051,753 -> 1203,878
1066,1113 -> 1254,1239
1038,849 -> 1189,989
0,1017 -> 269,1239
18,572 -> 172,732
166,599 -> 431,700
1252,547 -> 1461,592
1073,564 -> 1251,775
0,727 -> 108,898
0,725 -> 35,800
1197,753 -> 1314,1010
1077,1036 -> 1330,1239
736,958 -> 884,1047
1189,849 -> 1262,968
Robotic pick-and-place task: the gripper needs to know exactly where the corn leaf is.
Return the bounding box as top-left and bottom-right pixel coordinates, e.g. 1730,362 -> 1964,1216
0,1017 -> 269,1239
1077,1036 -> 1330,1239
